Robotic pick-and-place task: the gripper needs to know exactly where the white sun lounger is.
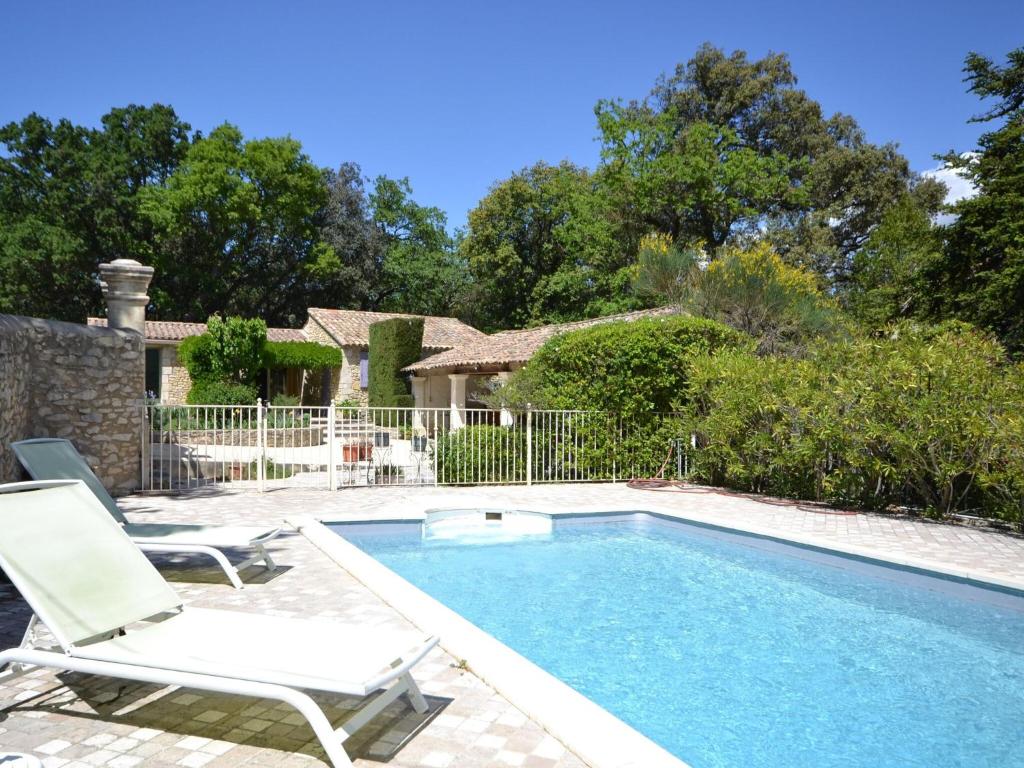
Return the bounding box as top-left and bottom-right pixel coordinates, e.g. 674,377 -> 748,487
0,480 -> 439,768
11,438 -> 281,588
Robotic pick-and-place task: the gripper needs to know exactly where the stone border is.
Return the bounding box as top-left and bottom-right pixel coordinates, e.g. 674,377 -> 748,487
290,515 -> 685,768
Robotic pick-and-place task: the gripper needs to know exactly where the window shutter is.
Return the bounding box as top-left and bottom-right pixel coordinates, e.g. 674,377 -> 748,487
359,350 -> 369,389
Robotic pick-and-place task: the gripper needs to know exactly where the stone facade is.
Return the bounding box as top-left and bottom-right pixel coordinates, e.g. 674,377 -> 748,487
0,314 -> 144,494
159,345 -> 192,404
302,317 -> 368,405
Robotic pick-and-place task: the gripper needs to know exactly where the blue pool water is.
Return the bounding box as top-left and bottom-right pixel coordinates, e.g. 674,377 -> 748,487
334,514 -> 1024,768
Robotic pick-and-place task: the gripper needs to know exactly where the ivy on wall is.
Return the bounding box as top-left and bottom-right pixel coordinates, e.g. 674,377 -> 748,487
262,340 -> 341,370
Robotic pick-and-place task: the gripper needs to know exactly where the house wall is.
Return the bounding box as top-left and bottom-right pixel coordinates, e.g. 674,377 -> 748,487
159,345 -> 192,404
0,314 -> 145,494
424,373 -> 449,408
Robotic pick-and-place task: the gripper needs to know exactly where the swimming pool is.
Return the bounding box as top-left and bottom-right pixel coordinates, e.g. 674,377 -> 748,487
332,511 -> 1024,768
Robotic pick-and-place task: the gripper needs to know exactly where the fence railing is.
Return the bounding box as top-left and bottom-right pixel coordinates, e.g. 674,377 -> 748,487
141,402 -> 693,492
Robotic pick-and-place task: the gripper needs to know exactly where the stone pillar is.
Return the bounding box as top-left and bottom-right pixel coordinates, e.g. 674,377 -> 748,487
98,259 -> 154,335
410,376 -> 426,430
448,373 -> 468,431
99,258 -> 154,491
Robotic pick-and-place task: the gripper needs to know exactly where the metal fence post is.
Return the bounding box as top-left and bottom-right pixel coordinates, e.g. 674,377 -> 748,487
432,409 -> 439,487
525,404 -> 533,486
327,402 -> 337,490
256,399 -> 265,493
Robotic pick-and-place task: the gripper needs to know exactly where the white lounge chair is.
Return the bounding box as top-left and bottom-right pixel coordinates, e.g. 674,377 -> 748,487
0,480 -> 439,768
12,438 -> 281,588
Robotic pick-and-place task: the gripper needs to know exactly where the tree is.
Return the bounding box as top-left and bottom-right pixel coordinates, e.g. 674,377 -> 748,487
596,44 -> 945,288
0,104 -> 192,321
312,163 -> 385,311
926,47 -> 1024,352
597,110 -> 805,248
846,194 -> 943,327
634,239 -> 839,355
461,161 -> 637,330
141,124 -> 329,325
370,176 -> 469,316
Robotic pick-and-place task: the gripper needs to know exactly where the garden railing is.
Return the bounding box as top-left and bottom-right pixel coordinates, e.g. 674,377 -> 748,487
140,402 -> 694,492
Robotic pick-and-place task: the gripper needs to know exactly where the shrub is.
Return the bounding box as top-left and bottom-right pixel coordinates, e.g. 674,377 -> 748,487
179,315 -> 267,386
270,393 -> 301,407
186,380 -> 258,405
497,314 -> 747,416
435,425 -> 527,484
687,349 -> 832,499
687,322 -> 1024,523
368,317 -> 424,408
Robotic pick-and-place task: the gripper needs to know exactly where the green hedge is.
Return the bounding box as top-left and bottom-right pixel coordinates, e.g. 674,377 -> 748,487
368,317 -> 424,408
501,314 -> 747,417
262,340 -> 341,370
185,380 -> 258,405
687,323 -> 1024,524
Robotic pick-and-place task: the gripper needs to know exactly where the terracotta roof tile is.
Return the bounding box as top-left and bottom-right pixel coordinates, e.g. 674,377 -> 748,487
306,308 -> 485,350
266,327 -> 308,342
87,318 -> 307,343
403,307 -> 681,373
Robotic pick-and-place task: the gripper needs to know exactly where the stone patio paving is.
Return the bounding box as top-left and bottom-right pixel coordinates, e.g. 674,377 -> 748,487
1,481 -> 1022,766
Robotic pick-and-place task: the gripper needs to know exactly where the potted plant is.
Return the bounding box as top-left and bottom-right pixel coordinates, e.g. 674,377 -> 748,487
411,426 -> 428,452
342,441 -> 370,462
375,463 -> 403,485
374,431 -> 390,447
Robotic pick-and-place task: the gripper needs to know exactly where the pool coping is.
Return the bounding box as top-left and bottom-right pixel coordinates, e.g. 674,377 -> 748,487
319,501 -> 1024,594
290,514 -> 686,768
296,500 -> 1023,768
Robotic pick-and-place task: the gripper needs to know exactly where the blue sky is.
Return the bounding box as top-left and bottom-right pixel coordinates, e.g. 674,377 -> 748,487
3,0 -> 1020,228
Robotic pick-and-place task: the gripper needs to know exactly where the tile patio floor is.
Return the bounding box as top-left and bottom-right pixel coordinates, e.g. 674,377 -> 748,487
1,481 -> 1022,767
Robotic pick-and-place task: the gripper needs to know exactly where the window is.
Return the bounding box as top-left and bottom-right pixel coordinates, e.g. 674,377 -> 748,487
359,349 -> 369,389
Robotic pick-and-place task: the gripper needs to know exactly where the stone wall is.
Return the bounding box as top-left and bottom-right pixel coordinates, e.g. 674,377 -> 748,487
154,427 -> 323,448
0,314 -> 144,494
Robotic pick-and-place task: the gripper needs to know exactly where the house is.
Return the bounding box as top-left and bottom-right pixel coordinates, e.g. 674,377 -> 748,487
303,308 -> 486,406
88,306 -> 673,412
403,307 -> 680,423
86,319 -> 308,403
87,309 -> 486,406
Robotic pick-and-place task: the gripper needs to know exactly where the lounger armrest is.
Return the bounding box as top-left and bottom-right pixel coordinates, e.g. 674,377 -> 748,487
249,527 -> 283,544
362,636 -> 439,693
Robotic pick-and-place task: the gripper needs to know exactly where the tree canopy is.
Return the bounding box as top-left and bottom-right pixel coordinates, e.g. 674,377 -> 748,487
924,46 -> 1024,351
3,42 -> 1021,360
0,104 -> 192,321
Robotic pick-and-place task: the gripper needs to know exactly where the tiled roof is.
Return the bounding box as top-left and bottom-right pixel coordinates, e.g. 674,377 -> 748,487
306,308 -> 485,350
86,318 -> 307,343
404,307 -> 682,373
266,327 -> 308,342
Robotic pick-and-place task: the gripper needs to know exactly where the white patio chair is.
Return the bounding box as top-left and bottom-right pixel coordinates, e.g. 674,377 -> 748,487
0,480 -> 438,768
12,438 -> 281,588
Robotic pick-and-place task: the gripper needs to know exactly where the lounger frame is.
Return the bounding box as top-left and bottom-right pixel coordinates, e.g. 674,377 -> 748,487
0,480 -> 438,767
12,438 -> 280,588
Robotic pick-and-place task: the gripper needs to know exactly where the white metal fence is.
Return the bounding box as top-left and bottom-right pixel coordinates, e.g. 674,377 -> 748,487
141,402 -> 693,492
